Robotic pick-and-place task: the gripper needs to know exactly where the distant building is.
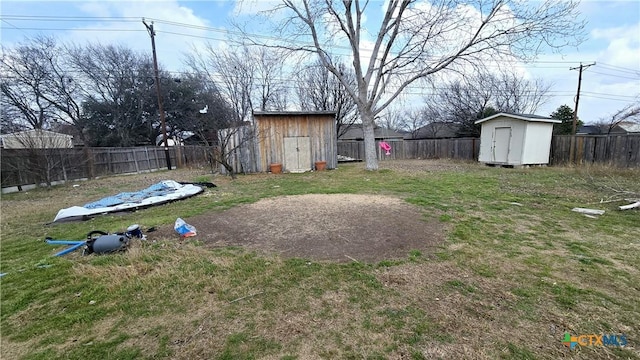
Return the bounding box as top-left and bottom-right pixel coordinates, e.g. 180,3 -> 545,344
155,132 -> 195,146
339,124 -> 404,141
577,122 -> 640,135
404,122 -> 462,139
618,122 -> 640,133
576,125 -> 603,135
0,130 -> 73,149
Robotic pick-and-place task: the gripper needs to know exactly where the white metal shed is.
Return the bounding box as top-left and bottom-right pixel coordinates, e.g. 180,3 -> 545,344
475,113 -> 561,166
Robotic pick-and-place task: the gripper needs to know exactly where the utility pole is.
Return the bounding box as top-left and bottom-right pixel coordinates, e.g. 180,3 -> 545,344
143,18 -> 172,170
568,62 -> 595,163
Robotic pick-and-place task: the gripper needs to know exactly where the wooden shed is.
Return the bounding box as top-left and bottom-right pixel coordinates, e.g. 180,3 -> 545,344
254,111 -> 337,172
475,113 -> 561,166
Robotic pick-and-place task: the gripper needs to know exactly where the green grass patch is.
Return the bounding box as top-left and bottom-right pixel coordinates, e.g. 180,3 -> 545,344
2,161 -> 639,359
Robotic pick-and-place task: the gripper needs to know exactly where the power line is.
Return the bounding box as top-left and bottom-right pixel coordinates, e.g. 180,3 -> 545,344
3,22 -> 603,69
598,62 -> 640,75
1,15 -> 602,66
1,15 -> 141,21
0,19 -> 29,36
581,94 -> 639,102
587,70 -> 640,80
581,91 -> 638,99
1,26 -> 145,32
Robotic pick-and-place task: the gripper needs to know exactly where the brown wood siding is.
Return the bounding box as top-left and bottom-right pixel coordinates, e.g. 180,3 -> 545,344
256,113 -> 337,172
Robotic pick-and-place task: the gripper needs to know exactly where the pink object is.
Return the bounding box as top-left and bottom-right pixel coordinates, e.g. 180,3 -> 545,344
379,141 -> 391,155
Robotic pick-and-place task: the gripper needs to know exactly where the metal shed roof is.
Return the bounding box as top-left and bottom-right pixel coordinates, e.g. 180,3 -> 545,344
475,112 -> 561,125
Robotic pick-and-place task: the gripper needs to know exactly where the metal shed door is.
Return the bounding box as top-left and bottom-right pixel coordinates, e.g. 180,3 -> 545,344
284,137 -> 311,172
492,127 -> 511,163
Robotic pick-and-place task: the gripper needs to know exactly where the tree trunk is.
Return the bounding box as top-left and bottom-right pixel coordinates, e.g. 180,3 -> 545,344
221,160 -> 237,180
361,110 -> 378,171
79,131 -> 95,179
210,146 -> 237,180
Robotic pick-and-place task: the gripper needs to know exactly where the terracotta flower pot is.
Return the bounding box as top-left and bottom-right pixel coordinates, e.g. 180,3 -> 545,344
270,163 -> 282,174
314,161 -> 327,171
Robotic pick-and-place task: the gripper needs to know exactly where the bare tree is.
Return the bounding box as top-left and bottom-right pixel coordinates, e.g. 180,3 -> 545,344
254,47 -> 290,111
422,70 -> 550,137
378,103 -> 406,133
0,104 -> 27,134
296,60 -> 358,138
402,106 -> 457,139
1,36 -> 97,176
248,0 -> 584,170
185,45 -> 289,120
1,36 -> 58,131
216,124 -> 259,179
423,77 -> 495,137
594,102 -> 640,134
492,72 -> 550,114
186,45 -> 254,122
67,43 -> 159,147
166,73 -> 235,145
399,107 -> 428,139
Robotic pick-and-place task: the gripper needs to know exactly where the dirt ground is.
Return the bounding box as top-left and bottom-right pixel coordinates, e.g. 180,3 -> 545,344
146,160 -> 469,263
150,193 -> 445,263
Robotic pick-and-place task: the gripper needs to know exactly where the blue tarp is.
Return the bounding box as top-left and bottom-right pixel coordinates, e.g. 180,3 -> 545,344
83,182 -> 174,209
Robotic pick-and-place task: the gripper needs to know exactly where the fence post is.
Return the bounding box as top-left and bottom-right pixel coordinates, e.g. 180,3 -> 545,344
133,148 -> 140,173
107,148 -> 113,173
60,149 -> 68,182
472,138 -> 477,160
153,147 -> 160,169
175,145 -> 183,168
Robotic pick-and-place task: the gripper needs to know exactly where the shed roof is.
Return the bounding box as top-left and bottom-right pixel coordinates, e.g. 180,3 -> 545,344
475,112 -> 561,125
253,111 -> 336,117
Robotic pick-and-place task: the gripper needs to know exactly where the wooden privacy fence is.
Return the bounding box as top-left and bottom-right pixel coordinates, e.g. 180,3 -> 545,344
1,145 -> 212,191
2,135 -> 637,191
338,138 -> 480,161
338,135 -> 639,167
551,134 -> 640,167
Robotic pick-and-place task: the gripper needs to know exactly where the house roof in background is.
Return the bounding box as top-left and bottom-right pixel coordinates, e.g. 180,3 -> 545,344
578,122 -> 640,135
475,112 -> 561,124
339,125 -> 404,140
407,122 -> 461,139
618,122 -> 640,133
0,129 -> 73,138
577,125 -> 603,134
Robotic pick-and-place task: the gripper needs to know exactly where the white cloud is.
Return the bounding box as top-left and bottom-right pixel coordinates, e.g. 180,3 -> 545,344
591,23 -> 640,70
62,0 -> 215,71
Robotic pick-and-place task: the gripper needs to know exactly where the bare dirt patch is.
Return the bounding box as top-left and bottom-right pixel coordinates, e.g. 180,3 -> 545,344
150,194 -> 445,263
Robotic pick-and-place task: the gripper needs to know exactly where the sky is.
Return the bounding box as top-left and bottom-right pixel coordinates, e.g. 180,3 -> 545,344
1,0 -> 639,124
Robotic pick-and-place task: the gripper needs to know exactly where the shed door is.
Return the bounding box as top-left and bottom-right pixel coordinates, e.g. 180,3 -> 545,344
284,137 -> 311,172
492,127 -> 512,163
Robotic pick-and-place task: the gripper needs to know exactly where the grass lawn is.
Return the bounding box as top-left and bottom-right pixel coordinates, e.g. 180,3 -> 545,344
1,160 -> 639,359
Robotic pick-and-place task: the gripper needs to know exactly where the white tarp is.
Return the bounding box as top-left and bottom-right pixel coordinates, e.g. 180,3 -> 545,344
53,180 -> 203,222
